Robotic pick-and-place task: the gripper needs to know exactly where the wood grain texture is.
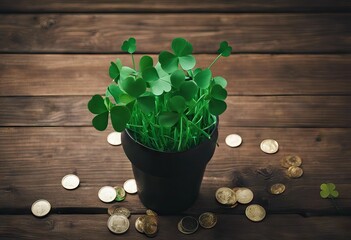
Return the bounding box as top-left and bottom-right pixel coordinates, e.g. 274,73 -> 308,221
0,215 -> 350,240
0,96 -> 350,127
0,0 -> 350,13
1,54 -> 350,96
1,14 -> 350,53
1,127 -> 350,214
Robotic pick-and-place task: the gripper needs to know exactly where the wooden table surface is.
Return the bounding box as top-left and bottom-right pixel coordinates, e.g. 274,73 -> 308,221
1,1 -> 351,239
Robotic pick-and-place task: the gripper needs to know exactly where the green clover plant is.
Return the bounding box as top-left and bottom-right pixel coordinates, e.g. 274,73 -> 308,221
88,38 -> 232,152
320,183 -> 339,199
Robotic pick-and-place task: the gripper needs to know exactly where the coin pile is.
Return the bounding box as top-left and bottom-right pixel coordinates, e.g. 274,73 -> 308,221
178,212 -> 217,235
107,206 -> 131,234
135,209 -> 159,237
215,187 -> 254,207
280,155 -> 304,178
260,139 -> 279,154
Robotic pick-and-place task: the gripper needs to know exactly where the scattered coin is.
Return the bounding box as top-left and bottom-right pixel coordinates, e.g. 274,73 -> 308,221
61,174 -> 80,190
107,214 -> 129,234
236,188 -> 254,204
107,131 -> 122,146
112,207 -> 130,218
143,215 -> 158,237
225,134 -> 242,148
280,155 -> 302,168
123,179 -> 138,194
108,204 -> 118,216
178,216 -> 199,234
215,187 -> 237,205
114,186 -> 126,202
287,166 -> 304,178
260,139 -> 279,154
245,204 -> 266,222
135,216 -> 145,233
146,209 -> 158,217
31,199 -> 51,217
98,186 -> 117,203
199,212 -> 217,229
270,183 -> 286,195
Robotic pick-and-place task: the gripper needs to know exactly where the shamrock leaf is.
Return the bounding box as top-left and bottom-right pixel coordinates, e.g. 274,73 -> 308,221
139,55 -> 153,72
194,68 -> 212,89
217,41 -> 232,57
120,66 -> 136,81
137,96 -> 155,114
88,95 -> 110,131
211,84 -> 227,101
147,63 -> 172,95
213,76 -> 227,88
168,95 -> 186,113
142,67 -> 159,82
92,112 -> 109,131
159,112 -> 179,128
179,80 -> 198,101
119,76 -> 146,98
159,38 -> 196,73
88,95 -> 107,114
109,62 -> 120,81
170,70 -> 185,89
209,98 -> 227,116
110,105 -> 131,132
121,37 -> 136,54
320,183 -> 339,199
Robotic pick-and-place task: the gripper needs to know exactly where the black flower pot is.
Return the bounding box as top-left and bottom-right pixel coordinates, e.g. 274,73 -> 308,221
121,123 -> 218,214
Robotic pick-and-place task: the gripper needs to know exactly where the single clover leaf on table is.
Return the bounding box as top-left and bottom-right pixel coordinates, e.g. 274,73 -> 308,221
159,38 -> 196,73
320,183 -> 339,198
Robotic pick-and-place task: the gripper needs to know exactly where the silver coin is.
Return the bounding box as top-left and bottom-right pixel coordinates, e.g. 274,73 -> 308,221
107,132 -> 122,146
98,186 -> 117,203
123,179 -> 137,194
61,174 -> 80,190
107,214 -> 130,234
31,199 -> 51,217
260,139 -> 279,154
225,134 -> 242,148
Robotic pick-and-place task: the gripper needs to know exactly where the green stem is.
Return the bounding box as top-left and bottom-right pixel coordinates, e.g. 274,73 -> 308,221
178,116 -> 183,151
131,54 -> 136,70
184,116 -> 211,139
208,53 -> 222,69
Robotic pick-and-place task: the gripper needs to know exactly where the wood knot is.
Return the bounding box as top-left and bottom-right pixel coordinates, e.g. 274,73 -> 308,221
40,18 -> 56,29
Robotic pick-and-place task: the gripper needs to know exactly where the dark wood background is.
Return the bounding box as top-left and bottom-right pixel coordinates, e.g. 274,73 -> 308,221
0,1 -> 350,239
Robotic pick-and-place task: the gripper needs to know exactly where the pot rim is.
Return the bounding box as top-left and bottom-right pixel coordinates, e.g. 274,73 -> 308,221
124,117 -> 219,154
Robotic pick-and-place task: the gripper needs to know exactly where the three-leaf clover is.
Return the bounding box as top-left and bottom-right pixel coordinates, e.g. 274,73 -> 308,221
217,41 -> 232,57
121,37 -> 136,54
320,183 -> 339,198
159,38 -> 196,73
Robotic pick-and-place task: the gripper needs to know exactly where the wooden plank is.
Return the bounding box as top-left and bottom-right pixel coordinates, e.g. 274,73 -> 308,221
0,214 -> 350,240
0,14 -> 350,53
0,0 -> 350,13
0,96 -> 350,127
1,54 -> 350,96
1,127 -> 350,214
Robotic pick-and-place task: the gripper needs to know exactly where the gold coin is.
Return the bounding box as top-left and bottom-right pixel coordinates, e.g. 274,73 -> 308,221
146,209 -> 158,217
281,155 -> 302,168
113,207 -> 131,218
108,204 -> 118,216
61,174 -> 80,190
178,216 -> 198,234
114,186 -> 126,202
135,216 -> 145,233
215,187 -> 237,205
260,139 -> 279,154
107,214 -> 129,234
235,188 -> 254,204
270,183 -> 286,195
199,212 -> 217,229
245,204 -> 266,222
287,166 -> 304,178
143,215 -> 158,236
